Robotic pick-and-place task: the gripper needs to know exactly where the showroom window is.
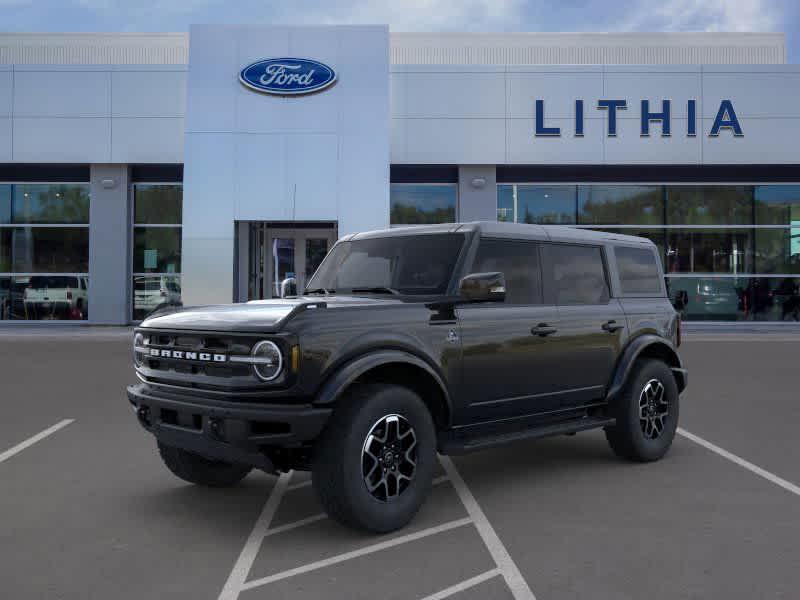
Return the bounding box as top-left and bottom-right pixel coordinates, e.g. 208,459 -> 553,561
0,183 -> 90,321
390,184 -> 457,225
496,183 -> 800,321
132,184 -> 182,320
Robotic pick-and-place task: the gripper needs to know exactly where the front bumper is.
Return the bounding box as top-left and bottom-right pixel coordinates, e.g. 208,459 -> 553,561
127,383 -> 331,471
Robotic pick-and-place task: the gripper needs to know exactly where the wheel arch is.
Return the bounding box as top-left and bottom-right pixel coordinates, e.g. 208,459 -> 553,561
607,335 -> 686,401
315,350 -> 453,431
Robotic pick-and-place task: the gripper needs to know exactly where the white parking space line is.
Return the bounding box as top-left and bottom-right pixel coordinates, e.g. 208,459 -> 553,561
285,480 -> 312,492
241,517 -> 473,591
418,568 -> 501,600
263,513 -> 327,537
218,471 -> 291,600
678,428 -> 800,497
438,456 -> 537,600
0,419 -> 75,464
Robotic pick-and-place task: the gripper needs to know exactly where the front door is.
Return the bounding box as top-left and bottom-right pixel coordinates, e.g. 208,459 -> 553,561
248,224 -> 337,300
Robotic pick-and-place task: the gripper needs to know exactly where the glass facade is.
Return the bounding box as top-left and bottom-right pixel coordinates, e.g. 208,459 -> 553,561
132,184 -> 183,320
0,183 -> 90,320
497,183 -> 800,321
390,184 -> 457,225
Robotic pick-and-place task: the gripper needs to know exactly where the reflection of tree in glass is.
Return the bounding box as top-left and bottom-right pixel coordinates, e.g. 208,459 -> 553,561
14,185 -> 90,224
390,204 -> 455,225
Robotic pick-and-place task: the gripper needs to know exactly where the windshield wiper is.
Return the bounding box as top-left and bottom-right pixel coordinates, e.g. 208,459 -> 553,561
349,286 -> 400,295
305,287 -> 335,295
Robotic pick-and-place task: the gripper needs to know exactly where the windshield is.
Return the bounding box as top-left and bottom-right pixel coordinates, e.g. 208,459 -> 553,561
306,233 -> 466,296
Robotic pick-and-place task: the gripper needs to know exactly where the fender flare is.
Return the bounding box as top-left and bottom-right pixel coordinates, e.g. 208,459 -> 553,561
314,350 -> 453,425
606,335 -> 686,401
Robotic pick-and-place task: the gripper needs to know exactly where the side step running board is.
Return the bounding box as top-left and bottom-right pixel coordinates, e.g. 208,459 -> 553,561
439,416 -> 616,455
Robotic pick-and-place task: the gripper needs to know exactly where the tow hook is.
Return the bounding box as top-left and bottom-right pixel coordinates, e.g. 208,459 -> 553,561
208,417 -> 224,441
136,406 -> 151,427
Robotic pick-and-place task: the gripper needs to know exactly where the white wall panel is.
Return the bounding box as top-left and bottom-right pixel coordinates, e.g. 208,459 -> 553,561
338,133 -> 390,236
390,118 -> 406,162
112,70 -> 185,116
0,69 -> 11,117
702,72 -> 800,118
182,132 -> 235,237
402,71 -> 505,118
234,134 -> 286,221
14,70 -> 109,117
506,71 -> 603,119
13,117 -> 110,162
287,134 -> 338,221
184,26 -> 239,133
507,117 -> 604,164
606,118 -> 701,164
604,70 -> 701,118
180,237 -> 235,306
404,118 -> 504,164
702,118 -> 798,164
0,118 -> 11,160
111,117 -> 183,162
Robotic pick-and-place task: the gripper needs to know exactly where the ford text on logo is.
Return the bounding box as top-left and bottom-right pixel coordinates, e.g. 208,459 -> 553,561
149,348 -> 227,362
239,58 -> 336,96
535,99 -> 743,138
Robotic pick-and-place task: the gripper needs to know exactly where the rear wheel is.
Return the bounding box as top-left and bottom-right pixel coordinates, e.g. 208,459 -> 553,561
157,442 -> 252,487
312,384 -> 436,533
605,359 -> 679,462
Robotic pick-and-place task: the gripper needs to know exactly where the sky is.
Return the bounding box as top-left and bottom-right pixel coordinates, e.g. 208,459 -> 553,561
0,0 -> 798,62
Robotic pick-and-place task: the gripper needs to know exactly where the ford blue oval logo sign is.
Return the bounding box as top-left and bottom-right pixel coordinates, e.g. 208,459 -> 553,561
239,58 -> 337,96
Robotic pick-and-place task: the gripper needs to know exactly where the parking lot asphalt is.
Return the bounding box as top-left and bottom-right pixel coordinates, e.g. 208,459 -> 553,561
1,330 -> 799,599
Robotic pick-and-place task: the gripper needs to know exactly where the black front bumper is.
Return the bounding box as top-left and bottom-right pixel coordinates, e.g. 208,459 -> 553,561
127,383 -> 331,471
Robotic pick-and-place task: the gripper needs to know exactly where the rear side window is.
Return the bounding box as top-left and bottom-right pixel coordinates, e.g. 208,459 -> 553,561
471,238 -> 541,304
615,246 -> 662,295
544,244 -> 610,305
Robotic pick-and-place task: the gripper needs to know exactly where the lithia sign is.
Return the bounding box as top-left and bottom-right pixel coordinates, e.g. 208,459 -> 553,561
535,99 -> 743,138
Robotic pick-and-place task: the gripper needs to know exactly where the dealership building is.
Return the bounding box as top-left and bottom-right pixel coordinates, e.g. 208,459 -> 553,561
0,27 -> 799,324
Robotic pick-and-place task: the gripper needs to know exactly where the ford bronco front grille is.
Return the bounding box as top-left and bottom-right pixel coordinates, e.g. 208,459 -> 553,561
135,330 -> 280,395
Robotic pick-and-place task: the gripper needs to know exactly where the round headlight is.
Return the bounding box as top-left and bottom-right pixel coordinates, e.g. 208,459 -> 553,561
251,340 -> 283,381
133,332 -> 145,367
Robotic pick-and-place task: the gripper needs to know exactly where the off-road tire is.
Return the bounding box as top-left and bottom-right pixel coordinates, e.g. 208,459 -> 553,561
157,442 -> 252,487
604,359 -> 679,462
312,384 -> 437,533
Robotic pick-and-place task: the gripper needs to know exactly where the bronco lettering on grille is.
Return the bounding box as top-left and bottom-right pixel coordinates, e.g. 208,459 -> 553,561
149,348 -> 227,362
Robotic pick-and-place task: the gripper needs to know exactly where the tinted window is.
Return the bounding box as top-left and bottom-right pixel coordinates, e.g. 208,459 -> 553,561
616,246 -> 663,295
390,184 -> 457,225
545,244 -> 610,305
307,233 -> 465,295
471,239 -> 541,304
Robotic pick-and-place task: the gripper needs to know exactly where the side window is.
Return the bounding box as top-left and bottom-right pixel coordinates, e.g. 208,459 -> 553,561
471,238 -> 541,304
545,243 -> 610,305
615,246 -> 663,295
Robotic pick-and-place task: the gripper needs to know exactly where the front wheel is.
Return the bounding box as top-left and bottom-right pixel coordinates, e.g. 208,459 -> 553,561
312,384 -> 437,533
157,442 -> 252,487
605,359 -> 680,462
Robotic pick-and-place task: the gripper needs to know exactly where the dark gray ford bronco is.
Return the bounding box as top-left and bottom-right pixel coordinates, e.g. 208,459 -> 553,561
127,222 -> 686,532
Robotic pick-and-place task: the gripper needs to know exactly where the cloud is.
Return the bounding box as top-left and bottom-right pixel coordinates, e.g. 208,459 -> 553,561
278,0 -> 524,31
622,0 -> 780,32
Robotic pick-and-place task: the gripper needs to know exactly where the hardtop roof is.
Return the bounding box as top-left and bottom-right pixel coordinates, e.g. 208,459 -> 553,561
346,221 -> 654,247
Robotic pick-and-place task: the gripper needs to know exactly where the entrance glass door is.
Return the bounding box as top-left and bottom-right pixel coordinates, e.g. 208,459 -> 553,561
247,224 -> 337,300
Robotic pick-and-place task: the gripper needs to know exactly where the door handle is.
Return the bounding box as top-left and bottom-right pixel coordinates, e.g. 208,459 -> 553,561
602,320 -> 624,333
531,323 -> 557,337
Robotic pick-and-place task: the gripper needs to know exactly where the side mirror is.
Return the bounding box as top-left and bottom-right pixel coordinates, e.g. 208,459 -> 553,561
459,272 -> 506,303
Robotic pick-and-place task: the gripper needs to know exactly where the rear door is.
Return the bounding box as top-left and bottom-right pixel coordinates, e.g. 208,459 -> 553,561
541,243 -> 627,409
456,238 -> 563,423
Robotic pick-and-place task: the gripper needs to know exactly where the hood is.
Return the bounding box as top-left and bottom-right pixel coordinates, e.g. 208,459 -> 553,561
139,295 -> 405,332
